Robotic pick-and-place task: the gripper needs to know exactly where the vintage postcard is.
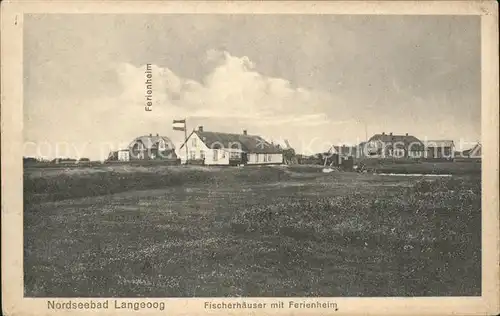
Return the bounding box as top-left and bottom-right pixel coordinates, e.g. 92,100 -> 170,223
1,0 -> 499,315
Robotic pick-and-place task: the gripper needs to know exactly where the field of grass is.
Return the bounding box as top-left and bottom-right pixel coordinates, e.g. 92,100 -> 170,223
356,159 -> 481,175
24,164 -> 481,297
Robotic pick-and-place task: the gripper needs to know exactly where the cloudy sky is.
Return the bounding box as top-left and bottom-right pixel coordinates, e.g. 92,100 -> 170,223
23,14 -> 481,160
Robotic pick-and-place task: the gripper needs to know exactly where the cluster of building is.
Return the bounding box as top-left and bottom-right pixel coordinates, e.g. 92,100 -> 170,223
107,128 -> 481,166
107,127 -> 284,166
336,132 -> 462,160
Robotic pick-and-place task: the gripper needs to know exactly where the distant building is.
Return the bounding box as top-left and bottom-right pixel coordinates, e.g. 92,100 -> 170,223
462,142 -> 482,158
178,126 -> 283,166
364,132 -> 425,158
333,145 -> 359,158
51,158 -> 78,164
424,140 -> 455,159
332,145 -> 359,164
107,134 -> 177,161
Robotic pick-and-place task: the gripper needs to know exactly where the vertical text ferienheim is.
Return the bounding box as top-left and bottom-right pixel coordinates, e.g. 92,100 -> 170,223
145,64 -> 152,111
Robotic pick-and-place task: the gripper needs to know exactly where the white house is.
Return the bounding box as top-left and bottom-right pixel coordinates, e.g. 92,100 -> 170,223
107,134 -> 177,161
128,134 -> 177,160
178,126 -> 284,166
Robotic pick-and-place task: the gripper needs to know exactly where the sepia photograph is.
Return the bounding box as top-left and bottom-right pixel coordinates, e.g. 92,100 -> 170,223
2,1 -> 499,315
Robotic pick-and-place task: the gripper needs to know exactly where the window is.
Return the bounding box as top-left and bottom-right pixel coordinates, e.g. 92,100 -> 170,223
267,154 -> 272,162
394,149 -> 404,158
213,149 -> 219,161
192,138 -> 197,147
158,139 -> 166,150
190,151 -> 196,160
200,150 -> 205,159
230,151 -> 240,159
263,154 -> 268,162
256,154 -> 259,163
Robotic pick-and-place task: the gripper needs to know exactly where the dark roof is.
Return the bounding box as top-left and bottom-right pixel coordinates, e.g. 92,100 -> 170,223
129,135 -> 175,150
182,131 -> 283,154
424,140 -> 454,147
368,133 -> 425,149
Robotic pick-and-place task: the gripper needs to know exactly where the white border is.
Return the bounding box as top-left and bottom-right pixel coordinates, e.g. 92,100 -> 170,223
1,1 -> 498,315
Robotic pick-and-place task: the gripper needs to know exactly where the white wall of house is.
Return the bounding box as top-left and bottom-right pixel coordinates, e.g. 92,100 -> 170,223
247,153 -> 283,165
387,148 -> 405,158
205,149 -> 230,165
408,151 -> 423,158
365,140 -> 384,158
118,150 -> 130,161
178,132 -> 231,165
158,139 -> 167,151
179,132 -> 283,165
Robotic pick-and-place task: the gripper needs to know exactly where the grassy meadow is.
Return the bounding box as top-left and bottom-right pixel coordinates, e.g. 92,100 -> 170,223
24,163 -> 481,297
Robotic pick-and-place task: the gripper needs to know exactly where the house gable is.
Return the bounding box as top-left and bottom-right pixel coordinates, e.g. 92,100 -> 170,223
183,132 -> 211,152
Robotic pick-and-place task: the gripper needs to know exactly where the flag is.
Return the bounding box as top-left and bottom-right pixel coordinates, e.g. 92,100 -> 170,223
173,119 -> 186,131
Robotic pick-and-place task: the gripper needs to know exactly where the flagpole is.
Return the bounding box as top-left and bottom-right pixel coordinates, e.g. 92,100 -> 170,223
184,118 -> 188,164
173,118 -> 189,164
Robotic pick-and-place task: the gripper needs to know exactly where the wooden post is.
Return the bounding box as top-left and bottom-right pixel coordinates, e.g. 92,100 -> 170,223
184,119 -> 188,164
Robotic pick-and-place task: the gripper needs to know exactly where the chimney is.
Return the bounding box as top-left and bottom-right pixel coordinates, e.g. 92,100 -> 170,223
149,133 -> 152,137
390,132 -> 393,136
382,132 -> 385,135
156,133 -> 159,136
198,126 -> 203,132
243,130 -> 247,135
405,133 -> 408,136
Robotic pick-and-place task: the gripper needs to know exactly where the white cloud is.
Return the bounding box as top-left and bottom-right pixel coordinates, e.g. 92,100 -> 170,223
115,50 -> 336,127
23,50 -> 361,159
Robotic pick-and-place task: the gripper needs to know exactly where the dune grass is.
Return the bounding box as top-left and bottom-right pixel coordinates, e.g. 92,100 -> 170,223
357,159 -> 481,175
23,165 -> 291,205
24,165 -> 481,297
